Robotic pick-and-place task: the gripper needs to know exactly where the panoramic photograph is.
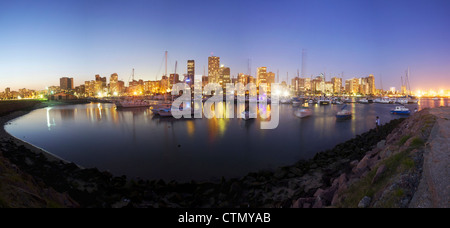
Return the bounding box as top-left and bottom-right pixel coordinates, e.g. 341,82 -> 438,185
0,0 -> 449,215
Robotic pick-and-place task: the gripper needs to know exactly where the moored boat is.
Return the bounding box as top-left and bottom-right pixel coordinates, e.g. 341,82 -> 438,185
358,98 -> 369,104
336,105 -> 352,120
150,103 -> 172,115
318,99 -> 331,105
158,108 -> 173,117
390,106 -> 411,115
115,98 -> 151,109
294,108 -> 312,118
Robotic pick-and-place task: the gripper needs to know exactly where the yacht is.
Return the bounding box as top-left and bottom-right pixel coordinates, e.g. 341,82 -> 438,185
358,98 -> 369,104
150,103 -> 172,115
115,98 -> 151,109
318,99 -> 331,105
294,108 -> 313,118
390,106 -> 411,115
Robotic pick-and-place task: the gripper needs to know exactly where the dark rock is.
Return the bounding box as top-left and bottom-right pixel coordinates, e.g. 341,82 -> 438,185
289,167 -> 303,176
229,182 -> 242,196
349,160 -> 359,167
358,196 -> 371,208
377,140 -> 386,150
313,188 -> 324,198
292,197 -> 315,208
274,168 -> 288,179
371,165 -> 386,184
312,198 -> 323,208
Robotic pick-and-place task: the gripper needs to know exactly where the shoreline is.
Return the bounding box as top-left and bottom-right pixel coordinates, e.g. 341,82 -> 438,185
1,101 -> 88,165
0,100 -> 446,208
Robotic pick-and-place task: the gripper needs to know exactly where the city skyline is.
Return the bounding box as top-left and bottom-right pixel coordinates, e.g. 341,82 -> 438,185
1,0 -> 450,91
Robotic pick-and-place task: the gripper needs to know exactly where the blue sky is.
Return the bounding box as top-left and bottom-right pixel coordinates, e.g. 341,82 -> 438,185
0,0 -> 449,91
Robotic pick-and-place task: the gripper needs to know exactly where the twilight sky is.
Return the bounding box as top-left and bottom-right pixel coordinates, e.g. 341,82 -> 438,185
0,0 -> 449,91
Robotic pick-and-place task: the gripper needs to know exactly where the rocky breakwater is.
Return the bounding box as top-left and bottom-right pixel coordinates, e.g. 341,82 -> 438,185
298,108 -> 438,208
0,100 -> 79,208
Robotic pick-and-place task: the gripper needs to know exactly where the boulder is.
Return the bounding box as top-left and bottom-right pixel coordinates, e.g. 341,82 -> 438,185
292,197 -> 315,208
358,196 -> 371,208
321,185 -> 338,203
274,168 -> 288,179
371,165 -> 386,184
338,173 -> 347,186
356,155 -> 370,170
377,140 -> 386,150
349,160 -> 359,168
353,155 -> 370,175
289,167 -> 303,176
312,198 -> 323,208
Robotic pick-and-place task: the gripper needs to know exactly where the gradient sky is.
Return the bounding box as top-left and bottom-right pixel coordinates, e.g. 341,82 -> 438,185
1,0 -> 449,91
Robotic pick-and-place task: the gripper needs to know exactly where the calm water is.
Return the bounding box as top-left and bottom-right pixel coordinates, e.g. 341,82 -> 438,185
5,98 -> 448,181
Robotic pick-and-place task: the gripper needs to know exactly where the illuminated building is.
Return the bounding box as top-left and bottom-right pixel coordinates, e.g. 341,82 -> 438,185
109,73 -> 119,95
60,77 -> 74,91
208,56 -> 220,83
368,74 -> 376,95
331,77 -> 342,94
219,66 -> 230,89
75,85 -> 85,96
390,87 -> 396,94
291,77 -> 300,92
169,73 -> 180,88
257,67 -> 267,87
187,60 -> 195,87
325,82 -> 334,94
345,78 -> 359,94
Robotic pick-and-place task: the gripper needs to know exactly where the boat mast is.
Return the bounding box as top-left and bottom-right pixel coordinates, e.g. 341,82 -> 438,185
406,67 -> 411,96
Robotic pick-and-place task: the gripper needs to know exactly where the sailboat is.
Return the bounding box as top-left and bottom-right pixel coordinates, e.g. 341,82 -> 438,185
336,105 -> 352,120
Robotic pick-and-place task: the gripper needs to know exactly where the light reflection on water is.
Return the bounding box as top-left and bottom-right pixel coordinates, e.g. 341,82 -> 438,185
5,98 -> 448,181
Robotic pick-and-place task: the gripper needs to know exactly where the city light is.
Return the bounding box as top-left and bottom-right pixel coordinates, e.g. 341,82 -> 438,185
113,92 -> 118,96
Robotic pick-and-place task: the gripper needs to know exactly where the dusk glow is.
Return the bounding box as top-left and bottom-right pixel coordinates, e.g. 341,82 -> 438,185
1,0 -> 449,91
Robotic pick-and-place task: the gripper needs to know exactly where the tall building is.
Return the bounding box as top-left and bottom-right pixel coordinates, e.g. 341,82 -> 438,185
187,60 -> 195,87
219,66 -> 230,88
345,78 -> 360,94
304,78 -> 311,91
331,77 -> 342,94
208,56 -> 220,83
60,77 -> 74,91
292,77 -> 300,92
109,73 -> 119,95
238,73 -> 249,85
267,72 -> 275,84
256,67 -> 267,86
169,73 -> 180,89
325,82 -> 334,94
94,74 -> 107,95
368,74 -> 376,95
